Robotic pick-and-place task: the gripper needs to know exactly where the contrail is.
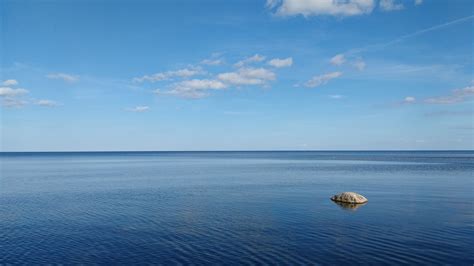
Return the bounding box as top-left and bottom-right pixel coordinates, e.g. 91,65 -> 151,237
346,15 -> 474,55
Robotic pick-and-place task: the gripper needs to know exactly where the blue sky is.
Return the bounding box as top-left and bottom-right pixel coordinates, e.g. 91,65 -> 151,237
1,0 -> 473,151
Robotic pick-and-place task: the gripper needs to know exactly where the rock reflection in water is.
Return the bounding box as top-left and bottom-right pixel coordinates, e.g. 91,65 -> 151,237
333,201 -> 367,211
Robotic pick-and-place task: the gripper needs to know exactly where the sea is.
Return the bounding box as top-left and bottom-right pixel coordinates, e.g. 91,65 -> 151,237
0,151 -> 472,264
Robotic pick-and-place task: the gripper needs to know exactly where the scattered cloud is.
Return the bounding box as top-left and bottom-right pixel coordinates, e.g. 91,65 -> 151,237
141,54 -> 288,99
352,59 -> 366,71
234,54 -> 265,68
330,54 -> 346,66
379,0 -> 404,11
329,94 -> 344,99
0,79 -> 29,108
46,73 -> 79,82
126,106 -> 150,112
133,66 -> 204,83
403,96 -> 416,104
424,84 -> 474,105
267,57 -> 293,68
218,67 -> 276,86
0,87 -> 29,97
414,0 -> 423,5
36,99 -> 60,107
267,0 -> 375,17
330,54 -> 365,70
156,79 -> 227,99
304,71 -> 342,88
2,98 -> 28,108
1,79 -> 62,108
201,58 -> 224,66
396,83 -> 474,107
2,79 -> 18,86
201,53 -> 224,66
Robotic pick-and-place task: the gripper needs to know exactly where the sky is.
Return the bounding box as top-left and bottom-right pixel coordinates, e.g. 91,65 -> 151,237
0,0 -> 473,151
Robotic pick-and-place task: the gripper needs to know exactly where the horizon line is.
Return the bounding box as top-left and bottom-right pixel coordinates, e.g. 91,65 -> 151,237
0,149 -> 473,153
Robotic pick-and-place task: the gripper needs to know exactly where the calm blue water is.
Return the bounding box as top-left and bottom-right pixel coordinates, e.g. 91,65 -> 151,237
0,151 -> 473,264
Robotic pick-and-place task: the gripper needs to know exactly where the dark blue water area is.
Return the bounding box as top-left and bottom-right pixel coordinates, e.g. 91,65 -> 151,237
0,151 -> 473,264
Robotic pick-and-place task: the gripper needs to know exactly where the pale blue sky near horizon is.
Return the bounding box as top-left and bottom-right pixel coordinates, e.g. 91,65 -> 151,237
0,0 -> 473,151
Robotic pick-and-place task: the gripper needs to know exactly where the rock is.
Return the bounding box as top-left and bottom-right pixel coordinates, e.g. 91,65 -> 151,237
331,192 -> 368,204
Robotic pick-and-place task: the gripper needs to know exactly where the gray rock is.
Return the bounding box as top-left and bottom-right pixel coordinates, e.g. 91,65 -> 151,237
331,192 -> 368,204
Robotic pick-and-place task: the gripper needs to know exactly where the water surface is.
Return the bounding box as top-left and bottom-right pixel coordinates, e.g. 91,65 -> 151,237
1,151 -> 473,264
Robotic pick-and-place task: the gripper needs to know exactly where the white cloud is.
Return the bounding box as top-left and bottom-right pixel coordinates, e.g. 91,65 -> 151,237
2,79 -> 18,86
133,66 -> 204,83
329,54 -> 365,70
234,54 -> 266,68
36,99 -> 59,107
0,81 -> 59,108
424,84 -> 474,105
46,73 -> 79,82
379,0 -> 404,11
352,59 -> 366,70
126,106 -> 150,112
201,58 -> 223,66
156,79 -> 227,99
268,0 -> 375,17
2,98 -> 28,108
329,94 -> 344,99
0,87 -> 29,97
218,67 -> 276,86
414,0 -> 423,5
403,96 -> 416,103
330,54 -> 346,66
304,72 -> 342,88
0,86 -> 28,108
268,57 -> 293,68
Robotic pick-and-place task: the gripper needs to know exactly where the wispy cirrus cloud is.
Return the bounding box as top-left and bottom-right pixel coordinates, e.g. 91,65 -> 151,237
304,71 -> 342,88
346,15 -> 474,55
46,73 -> 79,82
